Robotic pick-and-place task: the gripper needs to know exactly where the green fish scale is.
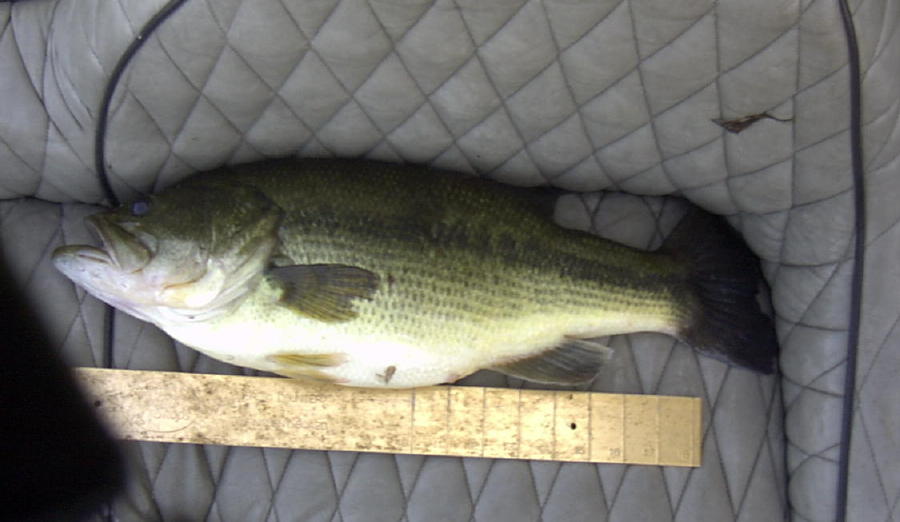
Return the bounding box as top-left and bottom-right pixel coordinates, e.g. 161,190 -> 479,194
280,217 -> 680,348
210,160 -> 687,350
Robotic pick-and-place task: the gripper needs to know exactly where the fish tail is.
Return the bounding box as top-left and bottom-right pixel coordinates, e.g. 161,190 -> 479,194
663,209 -> 778,373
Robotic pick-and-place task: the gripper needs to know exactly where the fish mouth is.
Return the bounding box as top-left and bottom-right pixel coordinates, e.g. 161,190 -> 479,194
52,244 -> 112,265
84,214 -> 153,273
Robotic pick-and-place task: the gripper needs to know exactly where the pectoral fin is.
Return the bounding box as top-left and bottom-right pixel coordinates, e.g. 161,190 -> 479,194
268,264 -> 380,322
490,338 -> 613,385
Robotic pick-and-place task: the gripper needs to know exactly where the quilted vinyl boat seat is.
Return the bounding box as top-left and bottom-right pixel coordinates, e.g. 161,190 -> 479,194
2,0 -> 897,520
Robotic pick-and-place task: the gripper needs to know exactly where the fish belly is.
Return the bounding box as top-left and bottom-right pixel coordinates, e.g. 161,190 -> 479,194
158,289 -> 678,388
160,315 -> 480,387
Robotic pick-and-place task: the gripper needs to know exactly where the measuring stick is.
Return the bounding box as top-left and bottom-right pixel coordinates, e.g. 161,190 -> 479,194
75,368 -> 702,467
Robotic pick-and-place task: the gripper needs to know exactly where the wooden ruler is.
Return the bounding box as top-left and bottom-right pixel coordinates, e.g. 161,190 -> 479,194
76,368 -> 702,467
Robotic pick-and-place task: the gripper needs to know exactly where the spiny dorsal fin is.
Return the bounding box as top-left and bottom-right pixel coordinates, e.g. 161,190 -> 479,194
489,338 -> 613,385
268,264 -> 380,322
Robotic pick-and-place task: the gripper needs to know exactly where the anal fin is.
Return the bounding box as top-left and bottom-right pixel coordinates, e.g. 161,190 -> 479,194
489,339 -> 613,385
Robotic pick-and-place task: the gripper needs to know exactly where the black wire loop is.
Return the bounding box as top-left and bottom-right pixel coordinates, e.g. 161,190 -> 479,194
835,1 -> 865,521
93,0 -> 191,370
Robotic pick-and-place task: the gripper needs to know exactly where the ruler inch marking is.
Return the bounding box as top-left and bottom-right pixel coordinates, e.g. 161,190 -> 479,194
590,393 -> 625,463
657,396 -> 703,466
553,391 -> 590,461
447,386 -> 483,457
587,392 -> 593,461
76,369 -> 700,467
519,389 -> 554,460
483,387 -> 518,459
446,386 -> 452,454
552,390 -> 558,460
657,394 -> 662,465
480,386 -> 486,458
517,388 -> 522,459
411,386 -> 447,455
695,398 -> 703,466
624,395 -> 659,465
409,388 -> 415,455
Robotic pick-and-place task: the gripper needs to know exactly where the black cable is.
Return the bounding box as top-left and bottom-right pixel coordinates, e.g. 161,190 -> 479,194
93,0 -> 192,370
93,5 -> 191,520
835,0 -> 865,520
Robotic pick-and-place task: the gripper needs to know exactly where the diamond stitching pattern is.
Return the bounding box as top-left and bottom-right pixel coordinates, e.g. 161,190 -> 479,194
2,0 -> 899,520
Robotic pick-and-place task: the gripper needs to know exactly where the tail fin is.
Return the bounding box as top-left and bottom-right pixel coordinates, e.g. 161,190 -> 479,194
663,209 -> 778,373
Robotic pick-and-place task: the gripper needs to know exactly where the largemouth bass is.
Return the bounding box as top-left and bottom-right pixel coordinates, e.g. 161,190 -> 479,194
53,159 -> 777,387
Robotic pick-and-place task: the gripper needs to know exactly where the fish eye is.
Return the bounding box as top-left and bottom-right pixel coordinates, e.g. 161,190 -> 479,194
131,199 -> 151,216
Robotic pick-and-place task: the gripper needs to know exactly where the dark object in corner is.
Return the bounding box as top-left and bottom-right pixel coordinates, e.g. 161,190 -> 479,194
0,251 -> 123,521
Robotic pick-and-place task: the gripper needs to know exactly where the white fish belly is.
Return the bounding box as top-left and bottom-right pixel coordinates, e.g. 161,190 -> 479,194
158,305 -> 677,388
159,314 -> 479,388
